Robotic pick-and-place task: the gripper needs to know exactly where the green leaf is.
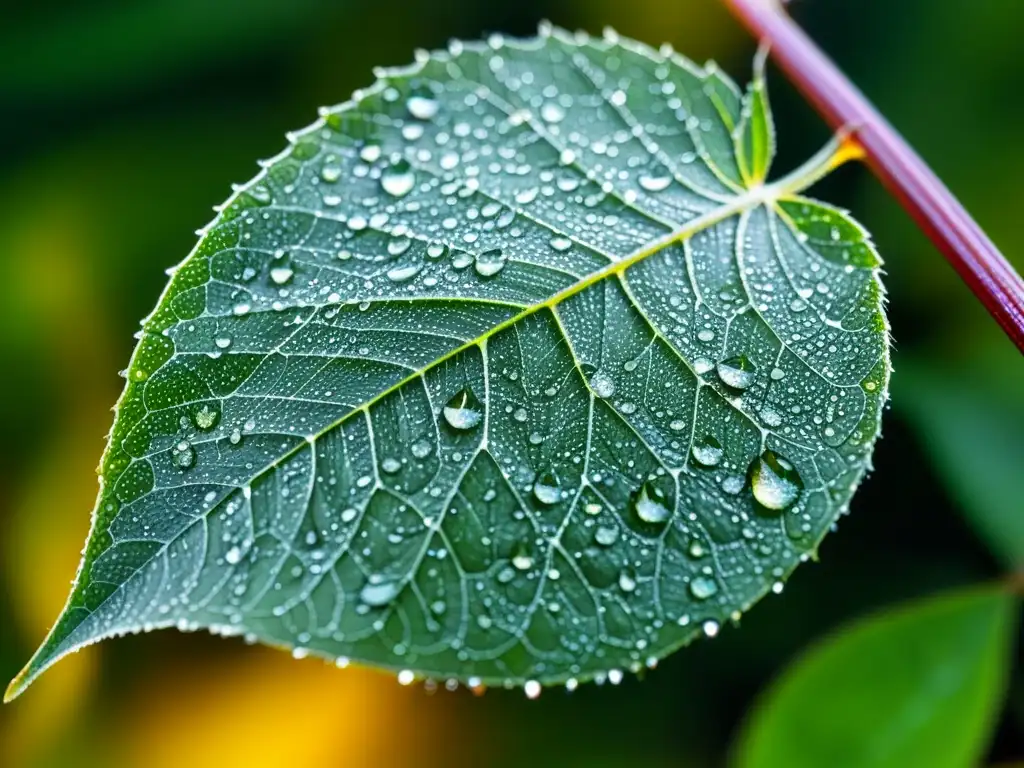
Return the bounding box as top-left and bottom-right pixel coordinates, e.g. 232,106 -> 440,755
6,25 -> 889,701
733,588 -> 1018,768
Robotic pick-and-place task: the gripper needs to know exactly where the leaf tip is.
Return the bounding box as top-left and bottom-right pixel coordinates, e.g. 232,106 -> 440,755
3,665 -> 31,704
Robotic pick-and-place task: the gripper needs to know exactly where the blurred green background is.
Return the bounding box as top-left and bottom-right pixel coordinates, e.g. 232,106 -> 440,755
1,0 -> 1021,765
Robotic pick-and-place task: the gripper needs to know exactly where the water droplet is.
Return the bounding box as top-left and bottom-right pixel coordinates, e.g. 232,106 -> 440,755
215,336 -> 232,350
532,469 -> 561,505
172,440 -> 195,469
474,248 -> 506,277
750,450 -> 803,510
192,405 -> 218,431
589,372 -> 615,399
595,525 -> 619,546
443,388 -> 483,430
716,355 -> 757,390
411,439 -> 432,459
689,576 -> 719,600
229,428 -> 242,445
634,481 -> 671,524
321,164 -> 341,183
225,546 -> 243,565
548,235 -> 573,252
697,329 -> 715,343
639,173 -> 672,192
360,577 -> 400,607
270,265 -> 294,285
702,620 -> 720,637
397,669 -> 415,685
381,457 -> 402,474
619,568 -> 638,592
512,544 -> 534,571
524,680 -> 541,699
407,94 -> 439,120
691,435 -> 723,467
360,144 -> 381,163
386,263 -> 422,283
381,159 -> 416,198
540,103 -> 565,123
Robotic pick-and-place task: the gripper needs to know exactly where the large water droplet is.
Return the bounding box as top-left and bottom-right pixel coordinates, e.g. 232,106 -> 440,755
407,94 -> 440,120
634,481 -> 671,524
689,575 -> 719,600
540,103 -> 565,123
691,435 -> 723,467
360,578 -> 400,607
443,387 -> 483,430
639,173 -> 672,192
548,236 -> 573,252
194,405 -> 219,431
270,265 -> 293,285
474,248 -> 506,277
750,450 -> 803,510
381,159 -> 416,198
512,543 -> 534,571
594,525 -> 619,546
172,440 -> 195,469
589,372 -> 615,399
532,469 -> 561,505
716,355 -> 757,390
386,263 -> 422,283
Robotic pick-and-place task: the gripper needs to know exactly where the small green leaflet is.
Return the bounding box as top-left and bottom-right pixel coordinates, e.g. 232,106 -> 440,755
6,25 -> 889,701
734,588 -> 1017,768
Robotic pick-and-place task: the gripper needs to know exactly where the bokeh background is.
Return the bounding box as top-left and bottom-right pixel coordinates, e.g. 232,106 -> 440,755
1,0 -> 1021,765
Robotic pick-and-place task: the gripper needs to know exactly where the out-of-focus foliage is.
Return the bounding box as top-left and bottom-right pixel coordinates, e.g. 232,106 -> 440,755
895,343 -> 1024,568
0,0 -> 1021,765
734,588 -> 1018,768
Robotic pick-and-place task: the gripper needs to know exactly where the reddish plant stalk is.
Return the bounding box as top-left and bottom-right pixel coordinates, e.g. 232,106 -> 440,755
723,0 -> 1024,353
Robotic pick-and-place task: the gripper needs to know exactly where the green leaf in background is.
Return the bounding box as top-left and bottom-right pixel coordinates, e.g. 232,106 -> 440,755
895,340 -> 1024,568
733,587 -> 1018,768
6,25 -> 889,701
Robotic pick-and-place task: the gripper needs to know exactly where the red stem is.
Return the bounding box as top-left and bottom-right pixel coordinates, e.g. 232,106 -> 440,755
723,0 -> 1024,353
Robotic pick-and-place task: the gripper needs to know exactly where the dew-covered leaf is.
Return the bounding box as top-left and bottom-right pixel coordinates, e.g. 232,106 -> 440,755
732,588 -> 1018,768
6,25 -> 889,701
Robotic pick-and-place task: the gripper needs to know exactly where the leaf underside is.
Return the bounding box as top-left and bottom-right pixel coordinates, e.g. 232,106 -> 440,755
8,25 -> 889,700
